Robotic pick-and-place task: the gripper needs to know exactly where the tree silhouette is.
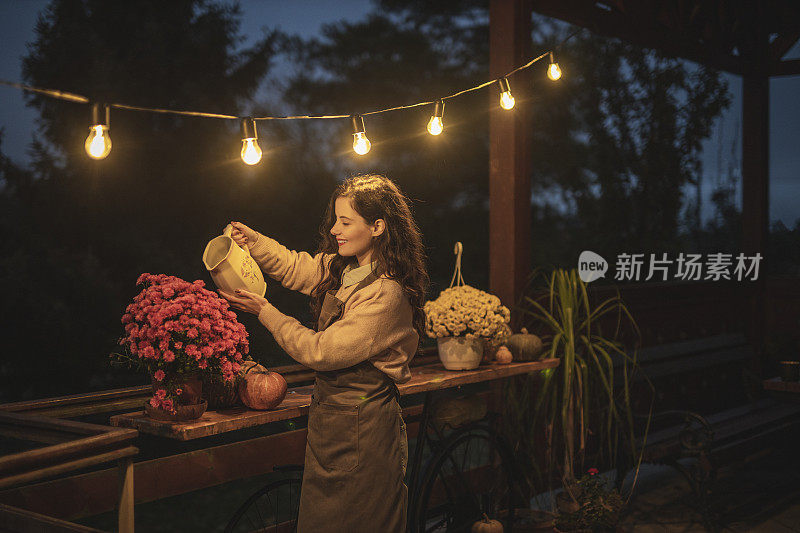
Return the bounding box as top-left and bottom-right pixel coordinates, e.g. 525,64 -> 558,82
0,0 -> 284,401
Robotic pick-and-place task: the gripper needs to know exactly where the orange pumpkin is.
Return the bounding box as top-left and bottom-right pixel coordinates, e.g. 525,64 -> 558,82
495,346 -> 513,364
238,367 -> 287,410
471,513 -> 503,533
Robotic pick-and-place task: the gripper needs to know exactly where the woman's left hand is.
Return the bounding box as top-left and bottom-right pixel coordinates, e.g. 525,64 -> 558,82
217,288 -> 268,315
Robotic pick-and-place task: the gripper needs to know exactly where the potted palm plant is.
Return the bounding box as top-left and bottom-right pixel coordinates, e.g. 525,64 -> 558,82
502,268 -> 644,526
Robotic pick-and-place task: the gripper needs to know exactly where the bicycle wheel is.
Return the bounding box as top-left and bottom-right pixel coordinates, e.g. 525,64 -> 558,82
224,477 -> 302,533
414,426 -> 517,532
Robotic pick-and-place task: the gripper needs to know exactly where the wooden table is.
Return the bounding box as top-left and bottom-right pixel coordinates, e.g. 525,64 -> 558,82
109,359 -> 559,441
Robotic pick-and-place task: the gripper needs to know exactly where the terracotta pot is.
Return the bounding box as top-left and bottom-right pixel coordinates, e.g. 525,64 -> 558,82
151,371 -> 203,405
145,399 -> 207,422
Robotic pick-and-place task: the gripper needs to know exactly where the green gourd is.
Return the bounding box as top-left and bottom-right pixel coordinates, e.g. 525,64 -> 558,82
507,328 -> 543,361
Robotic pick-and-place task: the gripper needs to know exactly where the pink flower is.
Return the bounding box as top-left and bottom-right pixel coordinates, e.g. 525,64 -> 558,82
173,341 -> 183,350
187,328 -> 199,339
155,389 -> 167,400
588,468 -> 599,476
149,397 -> 160,408
162,399 -> 174,412
153,369 -> 165,381
162,350 -> 175,363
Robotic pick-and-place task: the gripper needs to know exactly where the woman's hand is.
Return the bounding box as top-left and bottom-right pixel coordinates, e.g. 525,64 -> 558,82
229,221 -> 259,250
218,288 -> 268,315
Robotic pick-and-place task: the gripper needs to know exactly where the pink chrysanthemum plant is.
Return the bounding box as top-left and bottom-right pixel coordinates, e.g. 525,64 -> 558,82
112,273 -> 248,414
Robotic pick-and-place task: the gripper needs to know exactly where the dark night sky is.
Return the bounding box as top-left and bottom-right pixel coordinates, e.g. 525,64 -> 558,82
1,0 -> 798,225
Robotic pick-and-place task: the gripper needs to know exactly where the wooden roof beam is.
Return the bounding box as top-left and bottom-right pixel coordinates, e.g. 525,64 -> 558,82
532,0 -> 750,75
770,58 -> 800,77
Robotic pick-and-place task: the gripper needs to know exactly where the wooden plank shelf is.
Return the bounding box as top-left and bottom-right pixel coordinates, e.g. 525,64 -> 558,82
109,359 -> 558,441
764,377 -> 800,394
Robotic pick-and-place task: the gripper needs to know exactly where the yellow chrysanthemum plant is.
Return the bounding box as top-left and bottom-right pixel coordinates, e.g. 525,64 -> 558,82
423,285 -> 512,342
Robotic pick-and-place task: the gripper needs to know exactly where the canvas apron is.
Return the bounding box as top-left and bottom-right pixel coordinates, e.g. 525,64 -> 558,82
296,271 -> 409,533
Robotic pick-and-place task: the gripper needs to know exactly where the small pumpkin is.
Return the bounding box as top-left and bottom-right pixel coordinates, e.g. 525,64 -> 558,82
238,366 -> 287,410
471,513 -> 503,533
494,345 -> 513,365
507,328 -> 543,361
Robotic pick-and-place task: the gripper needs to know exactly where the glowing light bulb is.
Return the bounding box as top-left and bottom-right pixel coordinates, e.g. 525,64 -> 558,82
427,99 -> 445,135
85,103 -> 112,159
547,52 -> 562,81
351,115 -> 371,155
85,125 -> 112,159
497,77 -> 515,110
500,91 -> 515,110
241,138 -> 262,165
239,117 -> 262,165
353,132 -> 371,155
426,117 -> 443,135
548,62 -> 562,81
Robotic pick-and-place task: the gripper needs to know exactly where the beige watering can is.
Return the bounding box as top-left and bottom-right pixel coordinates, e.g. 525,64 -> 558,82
202,224 -> 266,297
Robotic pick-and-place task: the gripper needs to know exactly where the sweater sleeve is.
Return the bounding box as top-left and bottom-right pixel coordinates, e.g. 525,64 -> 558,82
257,279 -> 416,372
247,232 -> 333,296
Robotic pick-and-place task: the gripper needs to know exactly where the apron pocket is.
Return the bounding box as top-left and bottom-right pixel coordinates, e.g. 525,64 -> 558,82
308,402 -> 359,471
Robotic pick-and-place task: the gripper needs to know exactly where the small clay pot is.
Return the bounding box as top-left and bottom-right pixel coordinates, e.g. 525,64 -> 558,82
145,399 -> 207,422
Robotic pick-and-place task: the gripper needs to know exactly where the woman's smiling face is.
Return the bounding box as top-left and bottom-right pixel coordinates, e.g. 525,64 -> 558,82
330,196 -> 384,266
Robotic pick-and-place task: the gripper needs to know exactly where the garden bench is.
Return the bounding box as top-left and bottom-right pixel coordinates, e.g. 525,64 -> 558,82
614,333 -> 800,526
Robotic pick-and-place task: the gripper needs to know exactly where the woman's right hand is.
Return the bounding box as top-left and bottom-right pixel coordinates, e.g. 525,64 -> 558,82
229,221 -> 259,249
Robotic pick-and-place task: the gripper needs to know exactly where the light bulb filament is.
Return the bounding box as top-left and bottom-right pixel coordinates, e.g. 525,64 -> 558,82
85,125 -> 112,159
427,116 -> 443,136
353,132 -> 371,155
500,91 -> 515,110
241,138 -> 263,165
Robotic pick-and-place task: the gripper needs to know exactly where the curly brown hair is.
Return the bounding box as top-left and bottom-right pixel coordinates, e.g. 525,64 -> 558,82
310,174 -> 429,343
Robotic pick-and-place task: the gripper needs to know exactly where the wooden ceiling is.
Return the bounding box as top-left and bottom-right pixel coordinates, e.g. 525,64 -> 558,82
532,0 -> 800,76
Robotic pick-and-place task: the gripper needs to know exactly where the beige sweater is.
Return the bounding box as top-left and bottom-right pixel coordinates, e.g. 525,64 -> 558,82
249,232 -> 419,383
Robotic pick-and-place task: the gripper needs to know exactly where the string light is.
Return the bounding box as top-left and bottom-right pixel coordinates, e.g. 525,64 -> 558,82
85,103 -> 112,159
426,99 -> 445,135
547,52 -> 562,81
351,114 -> 371,155
497,78 -> 515,110
0,29 -> 583,164
240,117 -> 262,165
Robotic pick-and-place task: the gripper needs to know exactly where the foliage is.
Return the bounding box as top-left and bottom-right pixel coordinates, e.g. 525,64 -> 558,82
503,268 -> 646,496
555,468 -> 624,532
0,0 -> 290,401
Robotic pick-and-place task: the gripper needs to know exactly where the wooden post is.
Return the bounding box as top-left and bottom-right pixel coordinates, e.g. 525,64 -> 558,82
117,457 -> 134,533
489,0 -> 532,322
741,4 -> 769,364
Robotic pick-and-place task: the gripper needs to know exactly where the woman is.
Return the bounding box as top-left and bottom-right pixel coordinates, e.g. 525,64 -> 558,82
218,174 -> 428,533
